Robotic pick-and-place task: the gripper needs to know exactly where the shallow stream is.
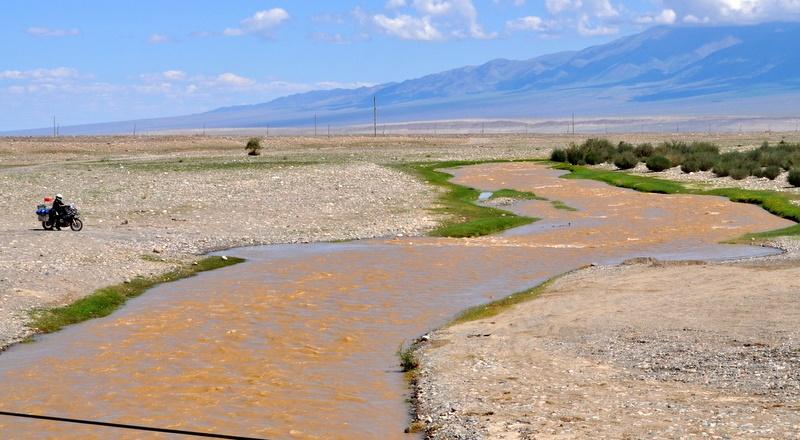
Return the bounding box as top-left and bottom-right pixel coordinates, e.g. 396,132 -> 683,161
0,163 -> 792,439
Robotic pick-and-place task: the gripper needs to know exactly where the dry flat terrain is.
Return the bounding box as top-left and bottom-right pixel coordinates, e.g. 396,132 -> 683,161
415,259 -> 800,439
1,133 -> 798,349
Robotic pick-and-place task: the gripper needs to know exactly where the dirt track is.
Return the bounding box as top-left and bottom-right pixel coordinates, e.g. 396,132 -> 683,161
415,259 -> 800,439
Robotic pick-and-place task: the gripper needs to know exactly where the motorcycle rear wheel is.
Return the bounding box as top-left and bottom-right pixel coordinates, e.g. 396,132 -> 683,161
70,218 -> 83,231
42,221 -> 53,231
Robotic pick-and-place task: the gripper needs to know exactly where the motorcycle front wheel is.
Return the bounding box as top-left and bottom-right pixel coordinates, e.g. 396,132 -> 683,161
70,218 -> 83,231
42,221 -> 53,231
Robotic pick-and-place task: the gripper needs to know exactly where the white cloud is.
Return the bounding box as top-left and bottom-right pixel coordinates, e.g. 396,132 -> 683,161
545,0 -> 579,14
26,27 -> 80,38
216,73 -> 257,87
654,1 -> 800,24
635,8 -> 678,24
373,14 -> 443,40
162,70 -> 187,81
372,0 -> 495,41
147,33 -> 170,44
506,16 -> 548,32
224,8 -> 290,38
0,67 -> 79,80
577,14 -> 619,36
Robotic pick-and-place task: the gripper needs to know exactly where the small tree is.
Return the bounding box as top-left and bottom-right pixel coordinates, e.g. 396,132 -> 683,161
613,152 -> 638,170
245,137 -> 262,156
550,148 -> 568,163
788,168 -> 800,187
646,155 -> 671,172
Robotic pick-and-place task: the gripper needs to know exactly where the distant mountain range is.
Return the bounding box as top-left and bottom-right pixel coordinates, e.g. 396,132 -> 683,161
7,22 -> 800,135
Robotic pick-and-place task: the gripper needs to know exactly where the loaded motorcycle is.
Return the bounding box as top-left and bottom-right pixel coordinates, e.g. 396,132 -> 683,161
36,200 -> 83,231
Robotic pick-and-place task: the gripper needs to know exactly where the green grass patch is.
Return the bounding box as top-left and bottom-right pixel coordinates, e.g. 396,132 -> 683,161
29,256 -> 244,335
399,161 -> 537,238
555,163 -> 800,241
554,163 -> 688,194
450,276 -> 562,326
551,200 -> 578,211
490,188 -> 545,200
397,342 -> 420,373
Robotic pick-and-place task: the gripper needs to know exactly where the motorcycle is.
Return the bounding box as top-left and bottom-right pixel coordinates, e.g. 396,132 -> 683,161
36,202 -> 83,231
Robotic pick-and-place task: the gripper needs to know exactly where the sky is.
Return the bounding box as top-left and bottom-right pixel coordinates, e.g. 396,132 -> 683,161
3,0 -> 800,131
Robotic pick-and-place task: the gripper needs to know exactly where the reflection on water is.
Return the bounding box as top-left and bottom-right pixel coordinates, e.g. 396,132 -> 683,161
0,163 -> 791,439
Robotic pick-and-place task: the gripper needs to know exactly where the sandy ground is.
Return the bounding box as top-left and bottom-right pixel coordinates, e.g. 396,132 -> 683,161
414,258 -> 800,439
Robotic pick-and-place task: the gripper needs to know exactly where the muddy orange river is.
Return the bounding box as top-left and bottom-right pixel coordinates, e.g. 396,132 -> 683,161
0,163 -> 792,439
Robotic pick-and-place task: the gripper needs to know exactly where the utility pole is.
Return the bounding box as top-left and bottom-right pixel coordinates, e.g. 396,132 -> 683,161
266,124 -> 270,137
481,122 -> 485,135
202,124 -> 206,136
327,124 -> 331,138
133,124 -> 137,136
53,116 -> 56,138
373,96 -> 377,138
571,113 -> 575,135
314,113 -> 317,136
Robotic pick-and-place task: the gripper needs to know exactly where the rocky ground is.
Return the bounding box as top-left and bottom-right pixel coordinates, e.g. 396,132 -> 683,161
413,256 -> 800,439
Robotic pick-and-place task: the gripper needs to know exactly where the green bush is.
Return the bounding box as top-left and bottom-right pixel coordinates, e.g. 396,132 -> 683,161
566,145 -> 583,165
245,137 -> 262,156
763,165 -> 782,180
617,142 -> 634,154
584,150 -> 602,165
634,143 -> 654,158
646,155 -> 671,172
712,162 -> 730,177
550,148 -> 568,162
696,153 -> 716,171
681,158 -> 701,173
789,169 -> 800,187
729,168 -> 749,180
614,152 -> 638,170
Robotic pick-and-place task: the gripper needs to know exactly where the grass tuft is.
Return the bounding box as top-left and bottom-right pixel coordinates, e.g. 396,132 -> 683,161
450,276 -> 562,326
397,342 -> 420,372
29,256 -> 244,335
489,188 -> 545,201
551,200 -> 578,211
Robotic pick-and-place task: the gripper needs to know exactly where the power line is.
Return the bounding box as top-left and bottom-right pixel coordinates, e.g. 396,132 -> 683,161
0,411 -> 269,440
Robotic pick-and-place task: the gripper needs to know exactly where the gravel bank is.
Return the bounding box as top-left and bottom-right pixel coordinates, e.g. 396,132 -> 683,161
0,157 -> 439,350
413,257 -> 800,439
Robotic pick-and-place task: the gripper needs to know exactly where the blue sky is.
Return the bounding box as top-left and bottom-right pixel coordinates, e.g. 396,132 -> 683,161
2,0 -> 798,130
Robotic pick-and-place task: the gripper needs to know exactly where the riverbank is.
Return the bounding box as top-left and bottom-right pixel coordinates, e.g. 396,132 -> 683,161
412,248 -> 800,439
411,162 -> 800,438
1,137 -> 461,349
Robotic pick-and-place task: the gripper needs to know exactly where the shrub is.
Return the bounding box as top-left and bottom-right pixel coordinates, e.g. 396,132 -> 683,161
696,153 -> 716,171
584,150 -> 602,165
729,168 -> 749,180
712,162 -> 730,177
681,158 -> 701,173
617,142 -> 634,154
634,143 -> 654,158
614,152 -> 638,170
789,168 -> 800,187
245,137 -> 262,156
566,145 -> 583,165
550,148 -> 568,162
646,155 -> 671,172
763,165 -> 782,180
